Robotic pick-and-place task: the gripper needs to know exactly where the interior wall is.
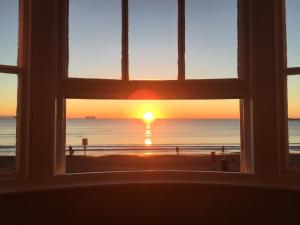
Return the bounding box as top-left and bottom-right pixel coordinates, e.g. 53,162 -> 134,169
1,184 -> 299,225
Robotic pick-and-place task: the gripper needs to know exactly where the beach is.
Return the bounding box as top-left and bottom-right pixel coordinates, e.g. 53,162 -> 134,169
0,153 -> 240,173
1,118 -> 300,172
66,153 -> 240,173
3,153 -> 300,173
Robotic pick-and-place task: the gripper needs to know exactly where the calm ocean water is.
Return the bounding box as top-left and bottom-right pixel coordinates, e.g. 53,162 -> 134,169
0,118 -> 300,156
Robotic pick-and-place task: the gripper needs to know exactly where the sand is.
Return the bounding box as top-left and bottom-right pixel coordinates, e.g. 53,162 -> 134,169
66,154 -> 241,173
2,153 -> 300,174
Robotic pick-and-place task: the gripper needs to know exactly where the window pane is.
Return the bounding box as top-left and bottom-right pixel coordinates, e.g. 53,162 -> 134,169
286,0 -> 300,68
0,0 -> 19,65
69,0 -> 122,79
0,73 -> 18,169
186,0 -> 237,79
288,76 -> 300,166
65,99 -> 241,173
129,0 -> 177,80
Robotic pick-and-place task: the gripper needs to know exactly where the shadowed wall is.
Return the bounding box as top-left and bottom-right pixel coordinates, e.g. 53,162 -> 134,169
1,184 -> 300,225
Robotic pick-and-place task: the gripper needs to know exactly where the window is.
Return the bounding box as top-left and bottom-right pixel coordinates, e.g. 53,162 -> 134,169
285,0 -> 300,169
0,0 -> 28,178
2,0 -> 300,193
58,0 -> 252,175
0,0 -> 19,66
0,0 -> 19,171
65,99 -> 241,173
68,0 -> 122,79
68,0 -> 240,81
0,73 -> 18,169
129,0 -> 178,80
185,0 -> 237,79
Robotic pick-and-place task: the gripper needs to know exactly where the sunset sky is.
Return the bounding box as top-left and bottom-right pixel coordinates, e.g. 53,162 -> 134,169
68,0 -> 237,79
0,0 -> 299,118
66,99 -> 240,119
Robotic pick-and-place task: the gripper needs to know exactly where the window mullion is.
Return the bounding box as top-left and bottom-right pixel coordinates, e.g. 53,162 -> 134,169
0,65 -> 20,74
178,0 -> 185,81
122,0 -> 129,81
286,67 -> 300,75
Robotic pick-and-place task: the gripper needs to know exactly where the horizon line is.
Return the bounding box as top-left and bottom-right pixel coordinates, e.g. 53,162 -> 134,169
66,117 -> 240,119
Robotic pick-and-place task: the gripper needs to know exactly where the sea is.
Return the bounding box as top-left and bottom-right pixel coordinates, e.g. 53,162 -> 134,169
0,118 -> 300,156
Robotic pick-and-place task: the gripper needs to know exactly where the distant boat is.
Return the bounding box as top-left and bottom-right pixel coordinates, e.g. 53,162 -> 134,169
85,116 -> 96,119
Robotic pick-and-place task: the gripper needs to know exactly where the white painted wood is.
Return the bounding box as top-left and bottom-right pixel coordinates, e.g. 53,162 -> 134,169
1,0 -> 300,193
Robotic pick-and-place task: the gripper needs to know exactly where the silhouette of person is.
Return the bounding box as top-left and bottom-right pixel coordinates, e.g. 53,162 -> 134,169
176,146 -> 179,156
221,146 -> 225,156
220,146 -> 228,171
211,151 -> 216,170
69,145 -> 74,156
229,154 -> 235,170
221,157 -> 229,171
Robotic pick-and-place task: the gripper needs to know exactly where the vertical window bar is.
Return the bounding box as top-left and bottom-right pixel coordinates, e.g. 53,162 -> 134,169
178,0 -> 185,81
238,0 -> 249,80
122,0 -> 129,81
282,0 -> 287,75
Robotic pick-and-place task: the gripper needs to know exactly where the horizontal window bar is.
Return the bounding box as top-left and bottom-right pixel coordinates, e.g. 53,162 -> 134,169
0,65 -> 20,74
63,78 -> 248,100
287,67 -> 300,75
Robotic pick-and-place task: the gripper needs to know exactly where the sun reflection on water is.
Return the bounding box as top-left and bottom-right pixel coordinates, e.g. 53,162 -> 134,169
144,138 -> 152,145
145,129 -> 151,136
143,112 -> 154,152
144,126 -> 152,146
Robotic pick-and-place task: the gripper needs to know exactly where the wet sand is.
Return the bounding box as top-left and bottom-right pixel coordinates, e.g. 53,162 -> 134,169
66,154 -> 241,173
10,153 -> 300,174
0,154 -> 241,173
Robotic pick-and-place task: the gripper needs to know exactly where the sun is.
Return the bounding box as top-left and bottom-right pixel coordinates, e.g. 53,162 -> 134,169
143,112 -> 154,122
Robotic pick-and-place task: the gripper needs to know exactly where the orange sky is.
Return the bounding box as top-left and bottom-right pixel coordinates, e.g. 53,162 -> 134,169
66,99 -> 240,119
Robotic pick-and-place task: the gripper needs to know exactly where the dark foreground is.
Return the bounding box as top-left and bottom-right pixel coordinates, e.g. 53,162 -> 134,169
0,156 -> 15,169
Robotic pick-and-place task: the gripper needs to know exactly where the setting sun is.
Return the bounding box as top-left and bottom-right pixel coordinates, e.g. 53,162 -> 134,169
143,112 -> 154,122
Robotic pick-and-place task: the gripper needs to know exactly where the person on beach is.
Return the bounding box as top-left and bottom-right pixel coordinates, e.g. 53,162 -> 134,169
221,146 -> 225,156
229,154 -> 235,170
211,151 -> 216,170
176,146 -> 179,156
69,145 -> 74,156
220,146 -> 229,171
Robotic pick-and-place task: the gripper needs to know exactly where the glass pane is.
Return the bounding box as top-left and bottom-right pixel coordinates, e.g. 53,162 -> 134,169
286,0 -> 300,68
0,73 -> 18,169
65,99 -> 241,173
69,0 -> 122,79
186,0 -> 237,79
129,0 -> 177,80
0,0 -> 19,65
288,76 -> 300,166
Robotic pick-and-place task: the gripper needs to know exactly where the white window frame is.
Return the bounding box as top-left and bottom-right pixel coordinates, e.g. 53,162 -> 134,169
53,0 -> 254,176
279,0 -> 300,173
0,0 -> 29,179
3,0 -> 300,193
